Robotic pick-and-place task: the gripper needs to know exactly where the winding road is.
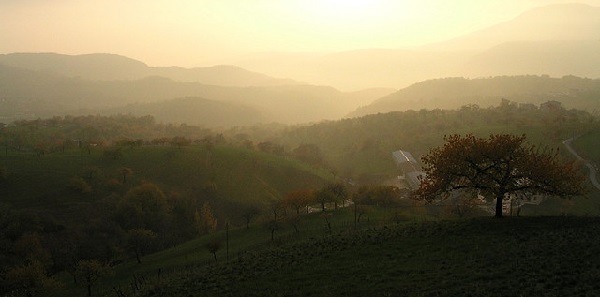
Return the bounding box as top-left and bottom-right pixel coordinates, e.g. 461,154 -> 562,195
562,137 -> 600,191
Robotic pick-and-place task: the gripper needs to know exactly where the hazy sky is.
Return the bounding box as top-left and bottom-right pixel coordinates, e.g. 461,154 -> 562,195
1,0 -> 599,66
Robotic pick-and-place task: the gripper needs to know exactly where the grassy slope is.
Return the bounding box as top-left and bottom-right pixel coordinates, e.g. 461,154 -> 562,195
0,144 -> 331,213
138,216 -> 600,297
62,207 -> 392,296
0,144 -> 333,295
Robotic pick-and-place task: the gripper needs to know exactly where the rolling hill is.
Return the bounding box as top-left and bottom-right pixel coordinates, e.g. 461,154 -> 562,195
348,75 -> 600,117
0,62 -> 393,126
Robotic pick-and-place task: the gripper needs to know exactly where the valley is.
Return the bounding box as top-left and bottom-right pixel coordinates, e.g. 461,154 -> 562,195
1,2 -> 600,296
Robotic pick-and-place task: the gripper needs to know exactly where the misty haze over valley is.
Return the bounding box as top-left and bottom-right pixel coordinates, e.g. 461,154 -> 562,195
1,1 -> 600,297
2,3 -> 600,127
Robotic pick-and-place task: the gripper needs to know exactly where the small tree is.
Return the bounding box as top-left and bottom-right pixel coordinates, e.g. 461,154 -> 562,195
327,183 -> 347,209
126,228 -> 156,264
118,167 -> 133,184
205,240 -> 221,263
241,205 -> 260,229
351,190 -> 371,227
75,260 -> 112,297
268,220 -> 279,241
268,199 -> 284,222
321,213 -> 333,233
416,134 -> 585,217
286,215 -> 301,234
283,189 -> 313,215
116,183 -> 170,231
314,188 -> 333,212
317,183 -> 347,210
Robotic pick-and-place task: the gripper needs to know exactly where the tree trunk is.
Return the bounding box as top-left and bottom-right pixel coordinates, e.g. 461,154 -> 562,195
353,203 -> 357,228
135,249 -> 142,264
495,194 -> 504,218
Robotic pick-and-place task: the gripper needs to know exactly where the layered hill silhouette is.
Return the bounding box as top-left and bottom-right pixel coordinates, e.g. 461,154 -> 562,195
233,3 -> 600,91
2,3 -> 599,126
425,3 -> 600,50
348,75 -> 600,117
0,52 -> 300,86
0,61 -> 392,126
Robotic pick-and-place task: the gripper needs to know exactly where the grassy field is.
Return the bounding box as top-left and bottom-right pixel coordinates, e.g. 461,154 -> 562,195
133,216 -> 600,297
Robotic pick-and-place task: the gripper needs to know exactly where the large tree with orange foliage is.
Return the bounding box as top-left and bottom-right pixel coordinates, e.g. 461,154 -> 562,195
415,134 -> 585,217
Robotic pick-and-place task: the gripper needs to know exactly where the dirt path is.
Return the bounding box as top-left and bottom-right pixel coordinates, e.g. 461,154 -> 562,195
562,137 -> 600,191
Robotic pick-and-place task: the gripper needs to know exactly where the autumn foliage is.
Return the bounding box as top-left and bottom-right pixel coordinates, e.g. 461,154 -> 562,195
415,134 -> 585,217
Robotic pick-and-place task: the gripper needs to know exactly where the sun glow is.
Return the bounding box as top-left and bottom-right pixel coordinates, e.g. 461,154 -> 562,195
293,0 -> 394,25
3,0 -> 587,67
311,0 -> 380,18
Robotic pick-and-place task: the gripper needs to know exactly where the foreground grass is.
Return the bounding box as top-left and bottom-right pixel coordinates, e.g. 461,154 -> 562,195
136,216 -> 600,297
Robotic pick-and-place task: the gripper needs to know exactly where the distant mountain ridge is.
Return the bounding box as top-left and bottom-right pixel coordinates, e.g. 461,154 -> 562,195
348,75 -> 600,117
0,63 -> 393,126
0,52 -> 301,87
425,3 -> 600,51
232,3 -> 600,90
2,3 -> 599,125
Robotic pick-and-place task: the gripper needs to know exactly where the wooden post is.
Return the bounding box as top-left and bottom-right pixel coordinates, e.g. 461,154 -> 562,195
226,222 -> 229,261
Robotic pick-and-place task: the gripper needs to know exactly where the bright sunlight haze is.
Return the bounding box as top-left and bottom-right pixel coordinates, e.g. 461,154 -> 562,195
3,0 -> 597,67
